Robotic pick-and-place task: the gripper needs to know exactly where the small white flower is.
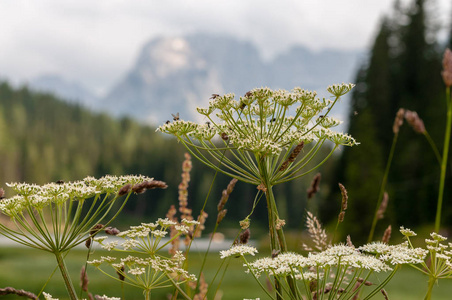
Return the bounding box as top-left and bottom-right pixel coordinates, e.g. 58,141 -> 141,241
128,267 -> 146,276
400,226 -> 417,237
121,239 -> 139,250
95,295 -> 121,300
43,292 -> 59,300
431,232 -> 448,242
94,236 -> 108,243
220,245 -> 258,259
87,259 -> 103,267
101,241 -> 118,251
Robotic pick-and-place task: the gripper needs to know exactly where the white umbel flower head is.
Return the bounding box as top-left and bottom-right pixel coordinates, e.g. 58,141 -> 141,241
220,245 -> 258,259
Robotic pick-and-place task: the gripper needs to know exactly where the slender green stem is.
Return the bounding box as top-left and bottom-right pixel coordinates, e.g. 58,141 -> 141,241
54,250 -> 77,300
363,265 -> 399,300
368,133 -> 398,242
424,131 -> 442,165
434,87 -> 451,232
424,276 -> 436,300
242,258 -> 277,300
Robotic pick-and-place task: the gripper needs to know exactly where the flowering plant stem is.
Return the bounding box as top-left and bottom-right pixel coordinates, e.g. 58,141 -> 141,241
425,276 -> 436,300
434,86 -> 451,232
368,133 -> 398,242
55,250 -> 77,300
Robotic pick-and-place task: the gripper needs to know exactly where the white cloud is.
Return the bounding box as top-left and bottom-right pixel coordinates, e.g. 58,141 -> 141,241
0,0 -> 450,94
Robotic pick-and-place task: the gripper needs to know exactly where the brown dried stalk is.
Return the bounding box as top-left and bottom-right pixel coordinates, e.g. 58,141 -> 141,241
193,272 -> 208,300
307,173 -> 321,199
377,192 -> 389,220
404,110 -> 426,134
166,204 -> 180,255
392,108 -> 405,134
279,141 -> 304,171
382,225 -> 392,244
0,287 -> 37,299
216,178 -> 238,224
442,48 -> 452,87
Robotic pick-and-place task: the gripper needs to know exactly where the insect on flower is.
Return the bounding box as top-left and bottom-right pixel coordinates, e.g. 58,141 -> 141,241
171,113 -> 180,121
210,94 -> 220,99
206,121 -> 211,128
165,120 -> 171,124
221,132 -> 229,141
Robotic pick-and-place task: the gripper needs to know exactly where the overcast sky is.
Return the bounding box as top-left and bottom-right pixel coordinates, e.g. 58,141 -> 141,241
0,0 -> 450,95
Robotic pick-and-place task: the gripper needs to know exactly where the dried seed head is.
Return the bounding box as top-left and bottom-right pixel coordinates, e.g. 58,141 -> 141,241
442,48 -> 452,87
0,287 -> 38,299
143,180 -> 168,190
217,178 -> 238,212
256,183 -> 267,192
80,266 -> 89,292
85,238 -> 92,248
275,218 -> 286,230
132,182 -> 147,194
239,218 -> 250,230
279,142 -> 304,172
117,265 -> 125,281
357,278 -> 373,286
90,224 -> 104,236
377,192 -> 389,220
117,183 -> 132,196
381,289 -> 389,300
393,108 -> 405,134
338,211 -> 345,223
239,228 -> 250,244
182,153 -> 192,172
338,183 -> 348,211
309,280 -> 317,292
307,173 -> 321,199
104,227 -> 120,236
382,225 -> 392,244
216,209 -> 227,224
266,278 -> 274,293
404,110 -> 426,134
226,178 -> 238,194
193,211 -> 208,238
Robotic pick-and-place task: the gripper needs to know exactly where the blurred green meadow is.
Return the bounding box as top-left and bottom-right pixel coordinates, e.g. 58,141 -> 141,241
0,246 -> 452,300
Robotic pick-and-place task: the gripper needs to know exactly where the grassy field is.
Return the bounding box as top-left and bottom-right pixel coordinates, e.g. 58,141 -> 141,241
0,247 -> 451,299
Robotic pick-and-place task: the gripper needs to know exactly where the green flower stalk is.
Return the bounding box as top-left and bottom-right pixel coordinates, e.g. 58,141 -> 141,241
0,175 -> 164,300
158,84 -> 357,298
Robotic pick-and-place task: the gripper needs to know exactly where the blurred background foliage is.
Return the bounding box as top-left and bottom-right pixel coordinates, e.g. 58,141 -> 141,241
0,0 -> 451,244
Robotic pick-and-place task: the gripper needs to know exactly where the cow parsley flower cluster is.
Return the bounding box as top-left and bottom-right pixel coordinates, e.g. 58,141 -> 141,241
87,252 -> 196,296
232,242 -> 426,300
157,85 -> 358,186
0,175 -> 165,300
95,218 -> 198,254
90,218 -> 199,298
0,175 -> 157,253
400,227 -> 452,294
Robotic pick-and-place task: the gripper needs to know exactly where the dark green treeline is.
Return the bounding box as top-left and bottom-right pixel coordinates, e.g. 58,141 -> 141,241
329,0 -> 452,242
0,82 -> 336,232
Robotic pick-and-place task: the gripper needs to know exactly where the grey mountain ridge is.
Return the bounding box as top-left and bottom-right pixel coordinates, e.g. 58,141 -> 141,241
30,33 -> 362,126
